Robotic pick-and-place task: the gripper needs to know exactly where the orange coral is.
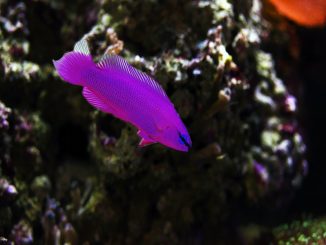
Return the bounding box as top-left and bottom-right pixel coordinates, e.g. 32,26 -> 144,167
269,0 -> 326,27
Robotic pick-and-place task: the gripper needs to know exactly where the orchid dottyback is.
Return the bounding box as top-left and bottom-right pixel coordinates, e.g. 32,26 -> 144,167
53,39 -> 191,152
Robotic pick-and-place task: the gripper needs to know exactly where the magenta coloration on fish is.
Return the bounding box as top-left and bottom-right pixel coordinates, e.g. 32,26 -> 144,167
53,39 -> 191,152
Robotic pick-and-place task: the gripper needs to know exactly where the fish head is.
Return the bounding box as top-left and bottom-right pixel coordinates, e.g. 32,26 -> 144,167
157,125 -> 192,152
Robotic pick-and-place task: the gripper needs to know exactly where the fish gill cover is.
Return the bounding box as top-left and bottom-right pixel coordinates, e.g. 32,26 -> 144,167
0,0 -> 319,244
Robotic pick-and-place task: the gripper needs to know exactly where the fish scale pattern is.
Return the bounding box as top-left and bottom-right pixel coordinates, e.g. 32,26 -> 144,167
98,55 -> 169,100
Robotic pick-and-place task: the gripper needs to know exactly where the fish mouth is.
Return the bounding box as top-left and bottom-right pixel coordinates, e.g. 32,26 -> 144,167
178,132 -> 191,149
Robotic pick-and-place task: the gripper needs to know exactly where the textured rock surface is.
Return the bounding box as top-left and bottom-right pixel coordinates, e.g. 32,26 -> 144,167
0,0 -> 311,243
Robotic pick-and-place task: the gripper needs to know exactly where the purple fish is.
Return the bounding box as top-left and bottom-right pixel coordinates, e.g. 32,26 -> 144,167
53,39 -> 191,152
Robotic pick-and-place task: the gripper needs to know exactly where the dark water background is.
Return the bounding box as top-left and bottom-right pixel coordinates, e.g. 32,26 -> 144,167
291,27 -> 326,216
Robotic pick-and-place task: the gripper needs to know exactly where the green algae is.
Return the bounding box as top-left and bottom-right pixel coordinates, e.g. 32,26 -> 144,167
274,217 -> 326,244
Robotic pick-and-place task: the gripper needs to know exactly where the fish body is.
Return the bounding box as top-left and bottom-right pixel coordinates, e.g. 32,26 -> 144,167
269,0 -> 326,27
53,39 -> 191,152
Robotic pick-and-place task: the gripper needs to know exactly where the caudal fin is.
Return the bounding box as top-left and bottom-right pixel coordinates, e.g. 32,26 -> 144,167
53,51 -> 94,86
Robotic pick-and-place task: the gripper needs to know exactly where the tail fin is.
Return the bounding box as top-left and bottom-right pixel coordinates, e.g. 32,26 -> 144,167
53,51 -> 94,86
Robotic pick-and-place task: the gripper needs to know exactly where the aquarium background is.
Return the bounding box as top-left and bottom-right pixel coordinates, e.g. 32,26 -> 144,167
0,0 -> 326,244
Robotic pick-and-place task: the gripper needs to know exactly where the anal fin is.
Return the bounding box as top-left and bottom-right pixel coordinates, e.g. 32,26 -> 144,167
82,87 -> 118,115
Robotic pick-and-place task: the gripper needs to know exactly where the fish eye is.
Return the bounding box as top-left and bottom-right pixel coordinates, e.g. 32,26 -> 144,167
178,132 -> 191,148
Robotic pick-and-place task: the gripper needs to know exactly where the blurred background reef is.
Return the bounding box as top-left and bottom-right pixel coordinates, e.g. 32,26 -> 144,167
0,0 -> 325,244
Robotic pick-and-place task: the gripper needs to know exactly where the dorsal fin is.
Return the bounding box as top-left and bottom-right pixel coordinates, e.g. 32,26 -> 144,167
97,55 -> 168,100
74,38 -> 90,55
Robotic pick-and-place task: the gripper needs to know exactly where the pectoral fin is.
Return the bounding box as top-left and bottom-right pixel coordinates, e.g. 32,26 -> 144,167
137,130 -> 156,147
139,138 -> 156,147
153,118 -> 169,132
